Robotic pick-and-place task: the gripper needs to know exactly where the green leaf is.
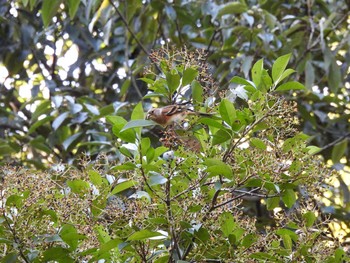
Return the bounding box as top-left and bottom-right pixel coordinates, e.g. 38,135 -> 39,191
67,179 -> 90,194
149,173 -> 167,186
334,248 -> 346,262
206,164 -> 233,179
127,230 -> 164,241
111,162 -> 137,171
275,81 -> 305,91
1,252 -> 18,263
29,135 -> 51,153
266,196 -> 280,210
62,132 -> 84,151
219,99 -> 236,126
230,76 -> 256,88
52,112 -> 70,130
29,115 -> 53,134
67,0 -> 81,19
212,129 -> 232,145
130,102 -> 145,137
199,117 -> 225,129
282,234 -> 293,250
96,225 -> 111,243
250,138 -> 266,150
166,72 -> 180,94
195,227 -> 210,243
99,238 -> 123,255
31,100 -> 52,122
191,81 -> 203,104
41,0 -> 62,27
183,67 -> 198,86
120,119 -> 156,132
251,59 -> 263,88
328,59 -> 341,93
60,224 -> 86,251
120,79 -> 131,97
131,102 -> 145,121
279,68 -> 296,83
218,2 -> 247,16
250,252 -> 278,260
303,211 -> 316,227
42,247 -> 73,262
282,189 -> 296,208
88,170 -> 103,186
242,233 -> 257,248
110,180 -> 137,195
305,60 -> 315,90
107,116 -> 136,143
331,139 -> 347,164
305,145 -> 322,155
272,53 -> 291,84
275,228 -> 298,242
219,212 -> 236,237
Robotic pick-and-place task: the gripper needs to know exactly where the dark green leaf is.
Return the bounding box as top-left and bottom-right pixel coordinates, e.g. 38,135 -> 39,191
331,139 -> 347,164
41,0 -> 62,27
67,0 -> 81,19
29,115 -> 53,134
31,100 -> 52,122
42,247 -> 73,262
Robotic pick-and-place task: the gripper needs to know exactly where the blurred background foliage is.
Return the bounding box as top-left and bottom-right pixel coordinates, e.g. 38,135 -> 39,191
0,0 -> 350,246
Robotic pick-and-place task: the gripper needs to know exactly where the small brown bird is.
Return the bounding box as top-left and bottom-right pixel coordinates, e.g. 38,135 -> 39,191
146,104 -> 212,126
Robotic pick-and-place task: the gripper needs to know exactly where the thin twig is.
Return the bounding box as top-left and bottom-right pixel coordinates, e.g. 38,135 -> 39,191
109,0 -> 149,56
318,133 -> 350,153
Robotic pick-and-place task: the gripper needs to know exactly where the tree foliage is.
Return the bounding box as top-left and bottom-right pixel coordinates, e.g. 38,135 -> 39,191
1,53 -> 347,261
1,0 -> 350,261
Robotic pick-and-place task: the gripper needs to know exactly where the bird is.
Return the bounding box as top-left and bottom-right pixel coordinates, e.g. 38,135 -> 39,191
146,104 -> 212,126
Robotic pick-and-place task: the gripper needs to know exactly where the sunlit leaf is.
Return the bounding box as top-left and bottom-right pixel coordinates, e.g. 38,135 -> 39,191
251,59 -> 263,88
272,53 -> 291,84
111,180 -> 137,195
